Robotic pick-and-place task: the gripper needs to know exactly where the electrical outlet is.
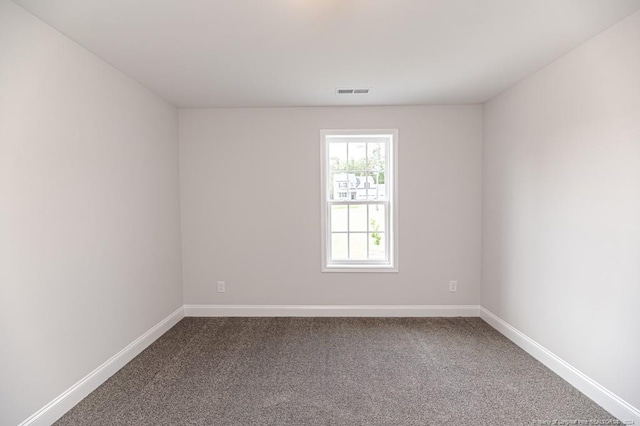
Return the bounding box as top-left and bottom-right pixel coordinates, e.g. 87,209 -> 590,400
449,280 -> 458,292
217,281 -> 226,293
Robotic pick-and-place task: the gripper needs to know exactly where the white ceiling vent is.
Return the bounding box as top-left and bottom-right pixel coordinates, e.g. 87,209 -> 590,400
336,88 -> 370,95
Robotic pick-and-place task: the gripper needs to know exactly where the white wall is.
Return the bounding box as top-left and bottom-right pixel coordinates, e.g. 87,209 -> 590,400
0,2 -> 183,424
180,106 -> 482,306
483,10 -> 640,411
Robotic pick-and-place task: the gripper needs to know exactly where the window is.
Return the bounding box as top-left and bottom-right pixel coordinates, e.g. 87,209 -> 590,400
320,129 -> 398,272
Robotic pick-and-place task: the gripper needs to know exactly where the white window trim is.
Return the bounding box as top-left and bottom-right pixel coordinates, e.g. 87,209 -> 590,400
320,129 -> 399,273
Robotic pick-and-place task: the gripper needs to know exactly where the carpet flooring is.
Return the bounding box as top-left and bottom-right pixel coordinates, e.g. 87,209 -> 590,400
55,317 -> 618,425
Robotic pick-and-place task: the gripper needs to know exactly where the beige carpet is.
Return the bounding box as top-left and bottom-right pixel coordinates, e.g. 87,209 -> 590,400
55,317 -> 619,425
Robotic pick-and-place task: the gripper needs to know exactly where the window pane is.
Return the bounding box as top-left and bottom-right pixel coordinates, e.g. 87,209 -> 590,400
348,142 -> 366,173
364,171 -> 385,200
349,233 -> 367,260
348,174 -> 363,200
368,204 -> 385,232
367,142 -> 386,172
349,205 -> 367,232
328,142 -> 347,172
330,205 -> 348,232
355,172 -> 380,200
369,232 -> 386,259
368,141 -> 387,200
331,234 -> 348,260
331,173 -> 354,201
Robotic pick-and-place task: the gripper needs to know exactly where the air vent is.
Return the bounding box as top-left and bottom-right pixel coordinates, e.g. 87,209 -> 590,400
336,88 -> 370,95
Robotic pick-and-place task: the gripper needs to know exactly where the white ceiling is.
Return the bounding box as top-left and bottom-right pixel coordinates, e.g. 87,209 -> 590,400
14,0 -> 640,107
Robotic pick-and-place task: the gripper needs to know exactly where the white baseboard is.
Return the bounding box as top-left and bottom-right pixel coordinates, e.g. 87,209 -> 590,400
19,306 -> 185,426
183,304 -> 480,317
479,307 -> 639,425
18,304 -> 638,426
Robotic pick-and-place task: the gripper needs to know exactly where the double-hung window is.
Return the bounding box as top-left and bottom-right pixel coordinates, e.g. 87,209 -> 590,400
321,129 -> 398,272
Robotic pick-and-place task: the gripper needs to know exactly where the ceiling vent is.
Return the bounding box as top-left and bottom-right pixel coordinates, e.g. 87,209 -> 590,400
336,88 -> 370,95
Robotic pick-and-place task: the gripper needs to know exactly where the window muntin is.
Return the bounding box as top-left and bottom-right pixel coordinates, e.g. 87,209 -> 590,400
321,130 -> 397,272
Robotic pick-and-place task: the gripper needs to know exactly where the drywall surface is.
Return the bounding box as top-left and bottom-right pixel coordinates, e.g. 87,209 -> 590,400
483,11 -> 640,410
179,105 -> 482,305
0,1 -> 183,424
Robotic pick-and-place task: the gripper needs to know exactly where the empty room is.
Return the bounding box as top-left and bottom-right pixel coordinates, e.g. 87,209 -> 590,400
1,0 -> 639,425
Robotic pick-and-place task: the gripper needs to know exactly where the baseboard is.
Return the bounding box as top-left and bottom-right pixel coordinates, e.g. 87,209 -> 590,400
184,304 -> 480,317
479,307 -> 639,425
18,304 -> 638,426
19,306 -> 185,426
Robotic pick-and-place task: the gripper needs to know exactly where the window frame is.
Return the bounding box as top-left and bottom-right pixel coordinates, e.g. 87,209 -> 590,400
320,129 -> 398,273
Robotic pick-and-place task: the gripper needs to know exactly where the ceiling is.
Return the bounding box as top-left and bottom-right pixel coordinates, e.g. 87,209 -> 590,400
13,0 -> 640,108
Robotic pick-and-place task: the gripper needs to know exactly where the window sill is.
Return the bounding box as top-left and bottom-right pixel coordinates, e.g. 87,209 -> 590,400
322,264 -> 398,273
